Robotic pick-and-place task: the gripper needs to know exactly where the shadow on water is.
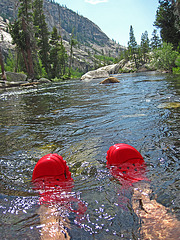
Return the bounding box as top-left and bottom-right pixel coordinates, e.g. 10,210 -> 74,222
0,72 -> 180,239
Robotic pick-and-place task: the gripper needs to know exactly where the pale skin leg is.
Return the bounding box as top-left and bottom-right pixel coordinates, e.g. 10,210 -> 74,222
37,205 -> 71,240
132,182 -> 180,240
36,182 -> 180,239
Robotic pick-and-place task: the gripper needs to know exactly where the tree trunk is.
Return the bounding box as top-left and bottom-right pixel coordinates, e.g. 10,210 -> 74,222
0,46 -> 7,80
22,17 -> 35,79
26,47 -> 35,79
68,43 -> 73,77
21,48 -> 29,75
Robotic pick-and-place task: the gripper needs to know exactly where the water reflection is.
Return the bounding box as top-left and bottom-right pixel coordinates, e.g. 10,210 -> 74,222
0,72 -> 179,239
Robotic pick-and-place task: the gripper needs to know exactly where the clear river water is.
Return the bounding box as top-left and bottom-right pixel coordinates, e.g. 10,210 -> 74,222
0,72 -> 180,239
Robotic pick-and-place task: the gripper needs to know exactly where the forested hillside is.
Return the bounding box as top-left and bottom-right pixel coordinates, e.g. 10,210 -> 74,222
0,0 -> 124,58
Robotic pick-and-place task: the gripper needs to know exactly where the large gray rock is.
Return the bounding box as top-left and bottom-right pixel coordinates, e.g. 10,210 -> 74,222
81,69 -> 109,80
99,61 -> 123,74
38,77 -> 51,83
81,60 -> 126,80
6,71 -> 27,82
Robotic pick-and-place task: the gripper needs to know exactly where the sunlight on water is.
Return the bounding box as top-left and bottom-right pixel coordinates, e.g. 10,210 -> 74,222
157,102 -> 180,109
0,72 -> 180,239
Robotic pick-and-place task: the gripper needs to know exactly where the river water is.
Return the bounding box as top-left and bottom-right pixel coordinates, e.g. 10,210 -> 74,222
0,72 -> 180,239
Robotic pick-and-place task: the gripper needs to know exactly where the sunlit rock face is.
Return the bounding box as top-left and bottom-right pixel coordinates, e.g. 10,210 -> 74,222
99,77 -> 120,84
81,62 -> 123,80
81,69 -> 109,81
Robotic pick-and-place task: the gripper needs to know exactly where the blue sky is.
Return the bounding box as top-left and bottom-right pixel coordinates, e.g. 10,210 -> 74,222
56,0 -> 160,46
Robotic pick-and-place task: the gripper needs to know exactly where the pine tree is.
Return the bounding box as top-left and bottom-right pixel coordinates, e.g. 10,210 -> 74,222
10,0 -> 35,78
128,26 -> 137,50
150,29 -> 162,49
33,0 -> 50,76
49,27 -> 63,79
59,39 -> 68,76
49,27 -> 59,78
68,30 -> 77,77
128,25 -> 138,65
154,0 -> 180,49
140,31 -> 150,63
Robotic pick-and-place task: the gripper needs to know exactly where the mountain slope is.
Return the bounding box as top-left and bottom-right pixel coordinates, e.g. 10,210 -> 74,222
0,0 -> 125,72
44,0 -> 109,45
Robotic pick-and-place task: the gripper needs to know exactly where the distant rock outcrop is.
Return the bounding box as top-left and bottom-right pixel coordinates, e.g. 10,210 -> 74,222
81,69 -> 109,80
0,16 -> 14,56
81,60 -> 125,80
99,62 -> 122,74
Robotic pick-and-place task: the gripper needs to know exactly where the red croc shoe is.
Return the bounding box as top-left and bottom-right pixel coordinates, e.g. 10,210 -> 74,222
32,153 -> 87,216
32,154 -> 74,203
32,153 -> 73,182
106,143 -> 148,185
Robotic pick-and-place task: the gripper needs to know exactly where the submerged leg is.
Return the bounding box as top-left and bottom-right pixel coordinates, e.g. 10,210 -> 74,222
132,182 -> 180,240
38,205 -> 71,240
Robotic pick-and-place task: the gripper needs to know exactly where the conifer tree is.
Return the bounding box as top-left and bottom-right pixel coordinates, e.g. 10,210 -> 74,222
140,31 -> 150,63
33,0 -> 50,76
10,0 -> 35,78
49,27 -> 61,78
128,25 -> 138,65
68,30 -> 77,77
150,29 -> 162,49
154,0 -> 180,49
59,39 -> 68,76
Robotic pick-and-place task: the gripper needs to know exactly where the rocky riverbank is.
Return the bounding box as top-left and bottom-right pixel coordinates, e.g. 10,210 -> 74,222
0,71 -> 51,88
0,59 -> 157,88
81,59 -> 156,81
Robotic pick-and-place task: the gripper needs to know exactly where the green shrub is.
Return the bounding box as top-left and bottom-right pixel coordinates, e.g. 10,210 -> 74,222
153,42 -> 179,71
172,67 -> 180,74
4,51 -> 15,72
175,56 -> 180,67
172,55 -> 180,74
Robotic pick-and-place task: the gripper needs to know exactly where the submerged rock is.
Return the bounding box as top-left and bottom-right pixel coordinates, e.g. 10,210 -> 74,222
99,77 -> 120,84
157,102 -> 180,109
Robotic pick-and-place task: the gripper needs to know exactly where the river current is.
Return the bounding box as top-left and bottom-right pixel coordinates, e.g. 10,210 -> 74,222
0,72 -> 180,239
